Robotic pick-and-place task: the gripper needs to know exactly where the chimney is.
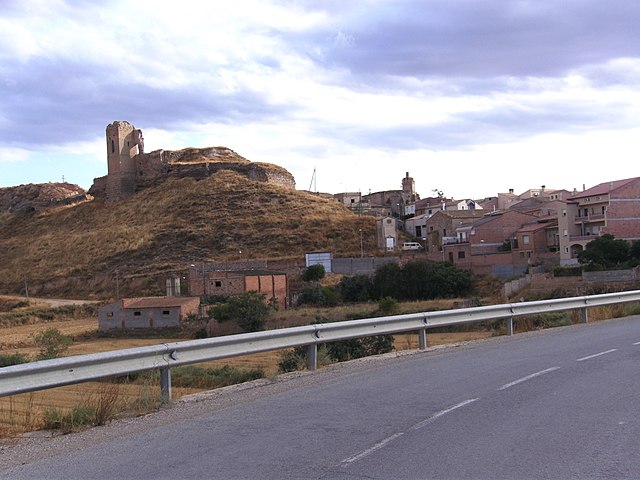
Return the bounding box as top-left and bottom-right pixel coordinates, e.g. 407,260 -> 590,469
509,188 -> 514,194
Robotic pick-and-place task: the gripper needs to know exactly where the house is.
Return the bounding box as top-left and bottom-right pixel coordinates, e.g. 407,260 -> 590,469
431,210 -> 538,277
424,210 -> 485,260
99,296 -> 200,331
189,267 -> 288,309
376,216 -> 399,251
511,219 -> 559,269
559,177 -> 640,265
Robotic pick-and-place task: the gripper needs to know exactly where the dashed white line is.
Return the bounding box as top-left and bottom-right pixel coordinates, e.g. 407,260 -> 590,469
409,398 -> 480,431
633,342 -> 640,346
339,398 -> 479,466
498,367 -> 560,391
576,349 -> 617,362
340,432 -> 405,465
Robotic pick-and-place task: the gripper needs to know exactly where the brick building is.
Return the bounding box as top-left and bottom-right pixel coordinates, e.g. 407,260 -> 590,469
558,177 -> 640,265
189,267 -> 288,309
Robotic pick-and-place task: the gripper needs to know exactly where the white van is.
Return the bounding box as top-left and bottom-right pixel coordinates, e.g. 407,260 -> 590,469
401,242 -> 423,250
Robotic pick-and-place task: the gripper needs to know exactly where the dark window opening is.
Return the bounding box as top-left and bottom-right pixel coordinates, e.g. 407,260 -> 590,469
111,139 -> 115,153
457,251 -> 465,259
215,281 -> 222,287
162,310 -> 170,315
133,311 -> 141,316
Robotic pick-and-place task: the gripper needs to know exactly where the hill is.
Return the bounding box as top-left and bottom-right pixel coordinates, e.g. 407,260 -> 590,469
0,170 -> 375,299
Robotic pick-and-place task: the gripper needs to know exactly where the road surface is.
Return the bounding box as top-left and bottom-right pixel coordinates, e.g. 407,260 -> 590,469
1,316 -> 639,479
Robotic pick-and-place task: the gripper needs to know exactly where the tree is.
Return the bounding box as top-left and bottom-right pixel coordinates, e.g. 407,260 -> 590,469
338,274 -> 373,302
578,234 -> 630,268
32,328 -> 72,360
209,292 -> 270,332
302,264 -> 326,282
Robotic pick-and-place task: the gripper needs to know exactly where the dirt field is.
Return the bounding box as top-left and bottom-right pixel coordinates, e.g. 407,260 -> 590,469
0,296 -> 494,437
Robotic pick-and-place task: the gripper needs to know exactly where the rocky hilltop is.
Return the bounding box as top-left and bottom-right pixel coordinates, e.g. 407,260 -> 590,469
0,182 -> 89,215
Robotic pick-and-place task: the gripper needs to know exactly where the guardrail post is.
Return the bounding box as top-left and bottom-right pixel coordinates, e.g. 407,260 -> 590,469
418,328 -> 427,350
307,344 -> 318,371
160,367 -> 172,399
507,317 -> 514,336
581,307 -> 589,323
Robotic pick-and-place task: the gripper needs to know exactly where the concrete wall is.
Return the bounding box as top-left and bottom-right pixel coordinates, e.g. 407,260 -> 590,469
332,257 -> 397,275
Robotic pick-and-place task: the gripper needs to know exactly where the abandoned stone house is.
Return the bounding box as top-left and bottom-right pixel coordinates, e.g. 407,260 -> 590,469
98,296 -> 200,331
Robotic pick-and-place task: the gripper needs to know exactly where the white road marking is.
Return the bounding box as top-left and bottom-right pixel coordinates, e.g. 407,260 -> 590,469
340,433 -> 405,465
576,349 -> 617,362
633,342 -> 640,346
339,398 -> 479,466
409,398 -> 480,431
498,367 -> 560,391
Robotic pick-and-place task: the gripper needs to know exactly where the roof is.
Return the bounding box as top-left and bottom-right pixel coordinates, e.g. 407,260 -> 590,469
517,221 -> 556,233
210,269 -> 286,277
122,296 -> 199,309
570,177 -> 639,200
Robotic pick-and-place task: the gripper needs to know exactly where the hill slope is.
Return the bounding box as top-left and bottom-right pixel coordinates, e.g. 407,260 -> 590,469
0,171 -> 374,298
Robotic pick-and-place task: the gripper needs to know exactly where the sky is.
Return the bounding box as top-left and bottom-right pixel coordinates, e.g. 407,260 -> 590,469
2,0 -> 640,200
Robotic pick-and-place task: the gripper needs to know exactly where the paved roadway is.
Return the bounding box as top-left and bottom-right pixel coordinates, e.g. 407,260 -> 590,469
2,316 -> 640,479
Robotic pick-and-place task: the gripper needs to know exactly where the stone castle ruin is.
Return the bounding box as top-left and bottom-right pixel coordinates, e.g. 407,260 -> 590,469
91,121 -> 296,202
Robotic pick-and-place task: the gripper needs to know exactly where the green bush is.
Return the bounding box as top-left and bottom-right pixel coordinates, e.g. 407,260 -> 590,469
32,328 -> 72,360
338,274 -> 374,302
377,297 -> 400,316
0,352 -> 30,367
209,292 -> 270,332
302,264 -> 326,282
297,285 -> 338,307
43,404 -> 96,433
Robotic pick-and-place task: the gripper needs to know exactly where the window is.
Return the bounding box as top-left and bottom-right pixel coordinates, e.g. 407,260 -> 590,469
111,139 -> 115,153
215,281 -> 222,287
563,229 -> 568,236
162,310 -> 170,315
601,206 -> 606,214
523,234 -> 530,245
458,251 -> 465,259
106,312 -> 113,317
562,209 -> 566,217
134,311 -> 141,317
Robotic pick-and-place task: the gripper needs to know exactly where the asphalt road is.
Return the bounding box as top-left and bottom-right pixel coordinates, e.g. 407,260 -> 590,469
2,316 -> 640,479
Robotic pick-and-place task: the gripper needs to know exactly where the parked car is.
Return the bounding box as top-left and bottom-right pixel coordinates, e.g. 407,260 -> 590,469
401,242 -> 424,250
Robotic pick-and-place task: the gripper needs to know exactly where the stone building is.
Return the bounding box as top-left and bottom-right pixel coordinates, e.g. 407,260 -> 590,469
94,121 -> 296,203
98,296 -> 200,331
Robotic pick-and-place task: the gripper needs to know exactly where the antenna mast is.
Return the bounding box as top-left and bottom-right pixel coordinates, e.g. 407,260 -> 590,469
309,167 -> 317,192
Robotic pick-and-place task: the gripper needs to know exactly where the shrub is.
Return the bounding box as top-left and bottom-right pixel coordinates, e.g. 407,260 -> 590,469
338,274 -> 373,302
297,285 -> 338,307
209,292 -> 270,332
32,328 -> 72,360
0,353 -> 30,367
302,264 -> 326,282
43,404 -> 96,433
377,297 -> 400,316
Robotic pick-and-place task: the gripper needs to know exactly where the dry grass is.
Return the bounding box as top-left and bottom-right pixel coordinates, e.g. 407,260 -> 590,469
0,171 -> 375,297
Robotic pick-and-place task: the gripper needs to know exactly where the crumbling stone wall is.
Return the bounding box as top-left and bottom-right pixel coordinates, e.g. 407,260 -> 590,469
96,122 -> 296,201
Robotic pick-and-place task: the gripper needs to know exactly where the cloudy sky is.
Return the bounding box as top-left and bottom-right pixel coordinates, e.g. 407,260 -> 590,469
2,0 -> 640,199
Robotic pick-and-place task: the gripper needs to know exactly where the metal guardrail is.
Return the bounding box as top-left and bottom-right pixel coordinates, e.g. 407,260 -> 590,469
2,290 -> 640,399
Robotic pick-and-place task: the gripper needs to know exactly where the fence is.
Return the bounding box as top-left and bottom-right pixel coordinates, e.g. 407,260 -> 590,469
2,290 -> 640,400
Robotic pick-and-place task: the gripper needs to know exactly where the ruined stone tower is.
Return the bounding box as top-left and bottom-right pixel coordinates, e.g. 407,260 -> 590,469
106,121 -> 144,202
402,172 -> 416,199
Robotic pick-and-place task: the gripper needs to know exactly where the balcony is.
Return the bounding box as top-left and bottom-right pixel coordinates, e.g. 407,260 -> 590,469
574,213 -> 606,224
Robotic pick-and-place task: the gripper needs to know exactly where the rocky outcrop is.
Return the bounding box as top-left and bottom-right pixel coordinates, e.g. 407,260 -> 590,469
0,183 -> 89,215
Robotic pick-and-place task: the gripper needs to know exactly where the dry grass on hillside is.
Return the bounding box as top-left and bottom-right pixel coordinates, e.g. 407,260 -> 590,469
0,171 -> 375,296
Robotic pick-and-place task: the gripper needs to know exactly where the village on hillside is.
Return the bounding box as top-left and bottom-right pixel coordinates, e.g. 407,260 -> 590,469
330,171 -> 640,279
